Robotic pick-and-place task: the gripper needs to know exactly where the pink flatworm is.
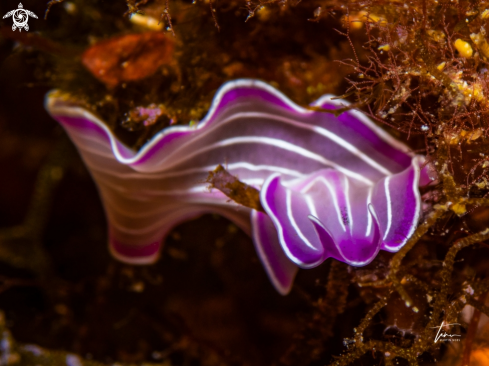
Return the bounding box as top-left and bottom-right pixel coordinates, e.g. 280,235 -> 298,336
46,79 -> 434,294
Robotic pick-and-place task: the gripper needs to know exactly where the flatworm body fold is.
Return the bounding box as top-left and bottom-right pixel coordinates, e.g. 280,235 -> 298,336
46,79 -> 433,295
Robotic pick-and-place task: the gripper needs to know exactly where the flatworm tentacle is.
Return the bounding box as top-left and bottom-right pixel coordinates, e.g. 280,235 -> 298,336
46,79 -> 433,295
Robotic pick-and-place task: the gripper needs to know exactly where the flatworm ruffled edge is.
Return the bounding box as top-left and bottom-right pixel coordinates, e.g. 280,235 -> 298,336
259,155 -> 424,268
380,156 -> 422,253
46,79 -> 413,166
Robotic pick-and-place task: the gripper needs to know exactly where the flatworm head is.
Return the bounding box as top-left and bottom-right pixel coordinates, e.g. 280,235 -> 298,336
46,79 -> 434,295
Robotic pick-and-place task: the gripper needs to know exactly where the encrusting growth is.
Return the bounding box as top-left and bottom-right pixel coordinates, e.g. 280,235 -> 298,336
206,164 -> 264,212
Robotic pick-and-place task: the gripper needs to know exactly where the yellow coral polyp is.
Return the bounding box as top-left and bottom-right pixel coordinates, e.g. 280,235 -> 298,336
451,202 -> 467,216
343,13 -> 366,30
364,12 -> 387,26
460,128 -> 483,141
472,83 -> 484,100
476,179 -> 487,189
468,128 -> 483,141
427,29 -> 446,43
470,33 -> 489,59
455,81 -> 485,104
454,39 -> 473,58
257,6 -> 271,21
445,128 -> 484,146
444,130 -> 461,144
346,11 -> 387,29
130,13 -> 163,31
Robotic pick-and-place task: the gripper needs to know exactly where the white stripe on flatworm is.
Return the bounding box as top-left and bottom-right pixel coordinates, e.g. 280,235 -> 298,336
172,136 -> 373,185
365,188 -> 373,237
319,177 -> 346,232
383,177 -> 392,240
344,175 -> 353,233
88,162 -> 304,180
286,190 -> 318,250
170,111 -> 393,176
